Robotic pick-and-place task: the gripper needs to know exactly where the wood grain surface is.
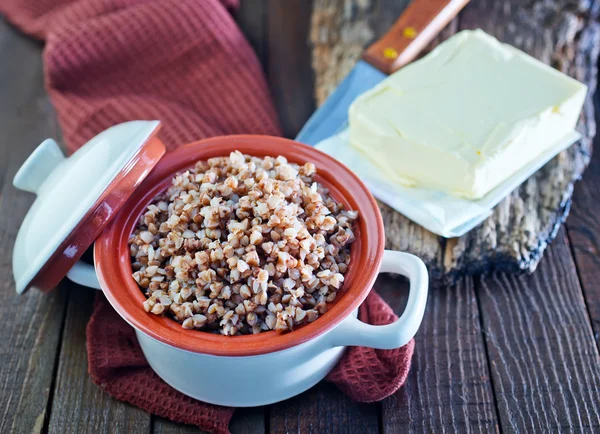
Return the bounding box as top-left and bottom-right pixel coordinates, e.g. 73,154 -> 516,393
1,3 -> 600,434
567,146 -> 600,346
378,278 -> 499,433
269,382 -> 379,434
477,229 -> 600,432
238,0 -> 315,139
48,285 -> 151,434
310,0 -> 600,282
0,17 -> 68,434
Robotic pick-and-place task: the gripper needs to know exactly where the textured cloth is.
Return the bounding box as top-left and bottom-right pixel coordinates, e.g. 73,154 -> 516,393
328,293 -> 415,402
1,0 -> 415,432
2,0 -> 279,152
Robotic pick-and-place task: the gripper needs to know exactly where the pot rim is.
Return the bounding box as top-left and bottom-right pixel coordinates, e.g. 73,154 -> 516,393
95,135 -> 384,357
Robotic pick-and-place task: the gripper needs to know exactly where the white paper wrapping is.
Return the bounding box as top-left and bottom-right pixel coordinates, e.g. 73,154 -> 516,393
316,129 -> 581,238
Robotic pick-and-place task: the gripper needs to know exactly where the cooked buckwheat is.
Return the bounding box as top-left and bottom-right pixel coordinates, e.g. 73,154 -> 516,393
130,151 -> 358,335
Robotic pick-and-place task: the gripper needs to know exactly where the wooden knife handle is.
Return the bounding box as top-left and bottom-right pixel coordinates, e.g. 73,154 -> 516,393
362,0 -> 470,75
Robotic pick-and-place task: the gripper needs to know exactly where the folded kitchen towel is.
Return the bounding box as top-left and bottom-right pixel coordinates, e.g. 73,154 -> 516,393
1,0 -> 415,432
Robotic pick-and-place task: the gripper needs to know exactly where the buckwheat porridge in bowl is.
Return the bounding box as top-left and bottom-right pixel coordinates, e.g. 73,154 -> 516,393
129,151 -> 358,336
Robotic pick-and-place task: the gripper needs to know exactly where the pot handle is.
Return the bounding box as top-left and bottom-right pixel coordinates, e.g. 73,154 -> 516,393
66,261 -> 102,290
329,250 -> 428,349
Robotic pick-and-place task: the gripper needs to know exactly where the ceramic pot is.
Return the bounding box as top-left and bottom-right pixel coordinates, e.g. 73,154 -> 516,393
14,126 -> 428,406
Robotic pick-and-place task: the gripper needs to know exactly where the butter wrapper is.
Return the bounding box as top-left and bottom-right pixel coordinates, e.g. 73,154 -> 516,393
316,129 -> 581,238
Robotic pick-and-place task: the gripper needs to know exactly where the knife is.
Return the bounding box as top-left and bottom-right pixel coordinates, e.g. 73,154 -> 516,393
296,0 -> 470,146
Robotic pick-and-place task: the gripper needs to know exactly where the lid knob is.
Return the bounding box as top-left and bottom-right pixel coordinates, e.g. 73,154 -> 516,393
13,139 -> 66,194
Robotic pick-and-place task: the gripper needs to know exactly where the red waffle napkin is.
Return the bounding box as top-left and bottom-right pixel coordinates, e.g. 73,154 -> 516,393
2,0 -> 415,432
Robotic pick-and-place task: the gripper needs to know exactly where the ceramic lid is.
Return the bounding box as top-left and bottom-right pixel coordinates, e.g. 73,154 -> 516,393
12,121 -> 166,294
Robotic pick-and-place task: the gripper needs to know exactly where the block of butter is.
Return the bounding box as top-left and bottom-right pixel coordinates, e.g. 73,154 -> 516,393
349,29 -> 587,200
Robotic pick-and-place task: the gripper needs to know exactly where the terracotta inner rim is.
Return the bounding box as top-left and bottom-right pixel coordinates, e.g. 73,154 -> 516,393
95,135 -> 385,357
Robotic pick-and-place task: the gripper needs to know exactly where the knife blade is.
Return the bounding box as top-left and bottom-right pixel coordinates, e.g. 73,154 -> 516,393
296,0 -> 470,146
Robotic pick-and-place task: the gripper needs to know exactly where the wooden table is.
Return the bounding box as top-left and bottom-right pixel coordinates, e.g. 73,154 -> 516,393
2,3 -> 600,433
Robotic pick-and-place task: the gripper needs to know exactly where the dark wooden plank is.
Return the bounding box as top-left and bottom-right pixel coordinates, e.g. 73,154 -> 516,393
0,17 -> 70,434
153,418 -> 208,434
153,407 -> 264,434
567,113 -> 600,346
47,285 -> 151,433
229,408 -> 266,434
477,229 -> 600,433
266,0 -> 315,138
379,277 -> 499,433
236,0 -> 268,68
269,381 -> 379,434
